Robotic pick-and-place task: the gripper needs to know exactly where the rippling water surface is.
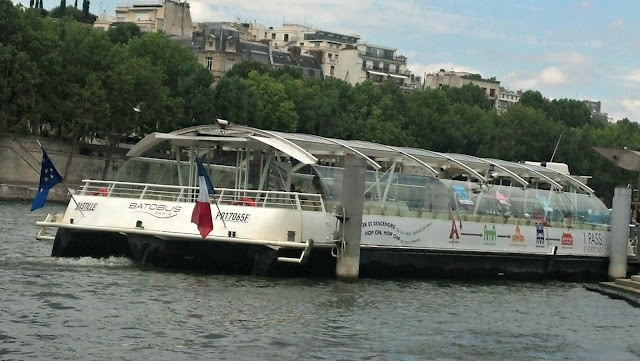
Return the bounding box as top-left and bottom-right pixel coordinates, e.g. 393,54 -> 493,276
1,201 -> 639,360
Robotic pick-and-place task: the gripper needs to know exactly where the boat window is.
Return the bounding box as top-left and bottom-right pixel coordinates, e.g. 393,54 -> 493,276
114,157 -> 187,186
114,156 -> 238,189
557,192 -> 611,227
439,180 -> 610,228
308,165 -> 451,215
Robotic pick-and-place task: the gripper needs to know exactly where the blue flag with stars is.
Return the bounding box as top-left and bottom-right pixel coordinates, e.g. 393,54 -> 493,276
31,149 -> 63,211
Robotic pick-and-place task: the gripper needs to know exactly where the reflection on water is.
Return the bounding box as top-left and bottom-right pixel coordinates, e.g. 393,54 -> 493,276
1,202 -> 639,360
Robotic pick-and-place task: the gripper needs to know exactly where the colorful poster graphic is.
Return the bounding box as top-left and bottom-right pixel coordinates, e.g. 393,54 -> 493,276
453,185 -> 474,205
535,195 -> 554,213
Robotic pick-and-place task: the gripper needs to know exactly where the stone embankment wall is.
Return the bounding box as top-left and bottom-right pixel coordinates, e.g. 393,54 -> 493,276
0,135 -> 127,203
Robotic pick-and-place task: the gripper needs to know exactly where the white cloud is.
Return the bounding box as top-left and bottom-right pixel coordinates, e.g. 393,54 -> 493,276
414,62 -> 481,77
608,97 -> 640,122
580,1 -> 591,9
629,69 -> 640,83
584,39 -> 604,48
506,66 -> 570,89
539,67 -> 569,85
189,0 -> 365,29
190,1 -> 229,22
189,0 -> 517,43
609,19 -> 624,28
542,51 -> 591,67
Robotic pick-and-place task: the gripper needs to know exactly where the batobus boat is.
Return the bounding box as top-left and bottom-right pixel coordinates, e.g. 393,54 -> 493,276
37,122 -> 611,279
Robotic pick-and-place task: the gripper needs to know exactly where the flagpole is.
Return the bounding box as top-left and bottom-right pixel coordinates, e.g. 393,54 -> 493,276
211,192 -> 227,229
36,140 -> 85,218
200,155 -> 227,229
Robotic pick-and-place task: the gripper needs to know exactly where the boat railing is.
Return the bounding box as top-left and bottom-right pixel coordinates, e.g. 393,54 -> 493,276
78,180 -> 325,212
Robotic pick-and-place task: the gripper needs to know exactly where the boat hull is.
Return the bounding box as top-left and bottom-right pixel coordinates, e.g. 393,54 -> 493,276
51,228 -> 609,280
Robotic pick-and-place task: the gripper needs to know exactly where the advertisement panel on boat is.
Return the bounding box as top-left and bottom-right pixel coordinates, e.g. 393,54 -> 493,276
360,215 -> 608,256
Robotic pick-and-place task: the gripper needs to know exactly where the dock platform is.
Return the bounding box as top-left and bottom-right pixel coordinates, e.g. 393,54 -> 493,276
585,275 -> 640,307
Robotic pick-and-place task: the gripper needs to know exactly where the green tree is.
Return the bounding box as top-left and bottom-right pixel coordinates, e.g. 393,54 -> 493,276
225,61 -> 269,79
0,0 -> 22,46
48,19 -> 113,176
99,46 -> 174,179
547,98 -> 591,128
0,45 -> 39,133
245,70 -> 298,131
212,75 -> 259,126
50,6 -> 96,23
106,23 -> 141,44
126,32 -> 212,128
404,88 -> 450,151
269,65 -> 303,80
519,90 -> 547,111
294,77 -> 353,138
173,61 -> 216,128
498,103 -> 562,161
441,83 -> 491,110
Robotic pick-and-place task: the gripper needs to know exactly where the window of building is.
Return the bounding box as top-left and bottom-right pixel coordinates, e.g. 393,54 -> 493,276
271,33 -> 276,40
308,69 -> 315,77
330,65 -> 335,76
490,88 -> 496,97
328,53 -> 333,60
135,12 -> 149,21
284,34 -> 289,41
482,87 -> 487,94
300,42 -> 304,46
335,54 -> 338,61
226,59 -> 234,71
205,57 -> 212,71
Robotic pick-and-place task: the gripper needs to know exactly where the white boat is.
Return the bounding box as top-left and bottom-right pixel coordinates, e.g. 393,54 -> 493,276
38,123 -> 612,279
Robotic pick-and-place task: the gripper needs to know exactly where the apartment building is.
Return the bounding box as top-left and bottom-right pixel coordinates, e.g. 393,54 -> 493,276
192,23 -> 323,82
251,24 -> 421,90
497,88 -> 522,114
93,0 -> 192,37
424,69 -> 500,108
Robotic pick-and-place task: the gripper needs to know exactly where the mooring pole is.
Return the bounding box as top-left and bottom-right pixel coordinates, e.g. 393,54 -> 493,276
609,187 -> 631,279
335,155 -> 366,281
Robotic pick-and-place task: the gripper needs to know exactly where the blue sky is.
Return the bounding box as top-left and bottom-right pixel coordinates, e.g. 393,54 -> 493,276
19,0 -> 640,121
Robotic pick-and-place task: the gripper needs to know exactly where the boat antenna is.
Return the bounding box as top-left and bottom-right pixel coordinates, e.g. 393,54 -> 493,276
550,133 -> 563,162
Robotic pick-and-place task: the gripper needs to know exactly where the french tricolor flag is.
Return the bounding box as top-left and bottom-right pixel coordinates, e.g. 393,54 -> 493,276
191,157 -> 215,238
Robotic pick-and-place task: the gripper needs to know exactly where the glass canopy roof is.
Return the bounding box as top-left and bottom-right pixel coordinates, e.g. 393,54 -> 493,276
127,123 -> 594,195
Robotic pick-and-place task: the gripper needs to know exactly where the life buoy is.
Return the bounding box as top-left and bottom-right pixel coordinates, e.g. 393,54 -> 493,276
91,187 -> 109,196
231,197 -> 255,206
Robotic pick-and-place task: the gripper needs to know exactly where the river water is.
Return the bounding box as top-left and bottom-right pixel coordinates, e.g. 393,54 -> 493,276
1,201 -> 639,360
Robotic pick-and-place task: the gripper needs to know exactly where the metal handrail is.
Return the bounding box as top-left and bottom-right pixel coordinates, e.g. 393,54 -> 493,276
629,236 -> 638,257
77,180 -> 325,212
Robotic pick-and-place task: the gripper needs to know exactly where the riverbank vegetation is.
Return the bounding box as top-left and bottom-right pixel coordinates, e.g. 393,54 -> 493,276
1,0 -> 638,203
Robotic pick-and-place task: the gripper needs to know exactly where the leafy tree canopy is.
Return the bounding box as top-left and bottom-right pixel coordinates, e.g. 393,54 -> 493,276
106,22 -> 142,44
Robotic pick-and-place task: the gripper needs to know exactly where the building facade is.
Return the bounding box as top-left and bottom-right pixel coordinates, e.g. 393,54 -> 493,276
424,69 -> 500,108
93,0 -> 193,37
497,88 -> 522,114
250,24 -> 421,90
192,23 -> 323,82
582,99 -> 609,121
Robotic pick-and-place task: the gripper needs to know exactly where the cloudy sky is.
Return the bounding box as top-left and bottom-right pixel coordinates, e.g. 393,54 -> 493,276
24,0 -> 640,121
